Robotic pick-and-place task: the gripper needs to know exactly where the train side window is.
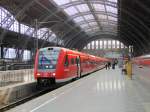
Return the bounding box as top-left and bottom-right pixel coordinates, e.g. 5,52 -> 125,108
71,58 -> 74,65
64,55 -> 69,67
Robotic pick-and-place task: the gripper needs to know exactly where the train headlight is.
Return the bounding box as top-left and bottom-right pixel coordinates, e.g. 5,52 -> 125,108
52,73 -> 56,76
37,73 -> 40,76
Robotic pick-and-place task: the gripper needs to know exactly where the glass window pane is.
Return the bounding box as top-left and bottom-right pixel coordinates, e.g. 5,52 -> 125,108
104,40 -> 107,49
92,27 -> 99,31
117,41 -> 120,48
106,6 -> 117,14
108,40 -> 111,49
85,29 -> 93,32
20,24 -> 29,34
92,4 -> 105,12
80,24 -> 89,28
108,0 -> 117,3
100,41 -> 102,49
73,16 -> 84,22
76,4 -> 90,12
97,14 -> 107,20
89,22 -> 98,26
5,48 -> 16,59
83,14 -> 94,21
53,0 -> 70,6
108,16 -> 117,21
100,22 -> 108,26
64,6 -> 78,16
112,40 -> 115,48
121,43 -> 124,48
23,50 -> 31,61
96,41 -> 98,49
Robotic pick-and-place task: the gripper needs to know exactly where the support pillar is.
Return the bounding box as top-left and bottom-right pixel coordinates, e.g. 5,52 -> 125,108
1,45 -> 4,59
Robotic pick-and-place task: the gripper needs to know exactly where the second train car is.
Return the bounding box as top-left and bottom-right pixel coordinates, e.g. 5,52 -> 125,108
34,47 -> 108,85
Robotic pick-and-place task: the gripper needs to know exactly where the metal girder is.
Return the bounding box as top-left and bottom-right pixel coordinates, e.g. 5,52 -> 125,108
0,0 -> 36,46
35,0 -> 84,46
120,7 -> 150,43
68,33 -> 117,48
40,32 -> 53,48
78,19 -> 117,25
59,19 -> 116,42
35,0 -> 79,33
120,22 -> 147,51
64,30 -> 87,47
119,19 -> 147,50
65,30 -> 117,48
120,31 -> 145,54
60,0 -> 117,9
133,0 -> 150,14
120,13 -> 149,48
40,30 -> 50,40
48,11 -> 117,38
86,0 -> 103,30
71,34 -> 117,49
84,25 -> 116,32
88,31 -> 117,37
70,11 -> 117,19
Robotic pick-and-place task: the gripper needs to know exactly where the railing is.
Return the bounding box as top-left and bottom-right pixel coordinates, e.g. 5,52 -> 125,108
0,69 -> 34,87
0,59 -> 34,71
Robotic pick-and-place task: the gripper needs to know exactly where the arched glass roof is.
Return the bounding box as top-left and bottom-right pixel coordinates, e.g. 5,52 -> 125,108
52,0 -> 118,35
0,6 -> 64,45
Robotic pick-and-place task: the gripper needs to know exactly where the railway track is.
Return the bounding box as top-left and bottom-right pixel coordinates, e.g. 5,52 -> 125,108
0,82 -> 69,112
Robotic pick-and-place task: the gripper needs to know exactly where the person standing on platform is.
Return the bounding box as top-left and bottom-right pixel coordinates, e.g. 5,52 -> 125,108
112,60 -> 116,69
108,62 -> 111,69
105,63 -> 108,70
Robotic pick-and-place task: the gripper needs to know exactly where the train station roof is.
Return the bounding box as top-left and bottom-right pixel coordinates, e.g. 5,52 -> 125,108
0,0 -> 150,55
0,0 -> 118,49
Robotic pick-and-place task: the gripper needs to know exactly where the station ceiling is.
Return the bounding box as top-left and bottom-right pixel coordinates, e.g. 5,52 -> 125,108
0,0 -> 150,56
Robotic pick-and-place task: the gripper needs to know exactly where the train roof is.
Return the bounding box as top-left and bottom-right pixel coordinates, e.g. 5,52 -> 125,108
39,46 -> 108,60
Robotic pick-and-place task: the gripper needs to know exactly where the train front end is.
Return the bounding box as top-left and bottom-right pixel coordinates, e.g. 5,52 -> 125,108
34,47 -> 60,85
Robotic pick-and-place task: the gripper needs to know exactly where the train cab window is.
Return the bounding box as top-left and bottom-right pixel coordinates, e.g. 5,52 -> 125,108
64,55 -> 69,67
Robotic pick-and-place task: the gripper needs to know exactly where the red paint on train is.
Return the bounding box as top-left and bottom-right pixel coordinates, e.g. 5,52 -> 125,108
34,47 -> 108,85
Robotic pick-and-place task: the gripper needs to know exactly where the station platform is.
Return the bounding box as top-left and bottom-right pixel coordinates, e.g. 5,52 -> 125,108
6,66 -> 150,112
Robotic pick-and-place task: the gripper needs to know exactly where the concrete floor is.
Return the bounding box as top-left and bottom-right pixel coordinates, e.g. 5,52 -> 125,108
6,67 -> 150,112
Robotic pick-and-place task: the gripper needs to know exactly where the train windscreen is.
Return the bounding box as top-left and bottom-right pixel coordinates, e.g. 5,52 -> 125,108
38,48 -> 60,70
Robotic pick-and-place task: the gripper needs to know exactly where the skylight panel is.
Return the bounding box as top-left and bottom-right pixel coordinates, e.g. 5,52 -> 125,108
107,0 -> 117,3
89,22 -> 98,26
102,27 -> 111,31
71,0 -> 79,1
106,6 -> 117,14
100,21 -> 108,26
92,4 -> 105,12
53,0 -> 70,6
108,16 -> 117,21
97,14 -> 107,20
64,6 -> 78,16
83,14 -> 94,21
80,24 -> 89,28
76,4 -> 90,12
85,28 -> 93,32
73,16 -> 84,22
92,27 -> 99,31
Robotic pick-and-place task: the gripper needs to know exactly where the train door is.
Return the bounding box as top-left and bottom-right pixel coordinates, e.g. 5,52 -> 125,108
76,56 -> 81,78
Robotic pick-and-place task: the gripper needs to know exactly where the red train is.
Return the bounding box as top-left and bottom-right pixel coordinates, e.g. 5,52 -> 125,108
34,47 -> 108,85
133,55 -> 150,66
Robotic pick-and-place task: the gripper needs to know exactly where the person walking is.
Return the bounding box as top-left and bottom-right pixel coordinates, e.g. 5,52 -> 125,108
108,62 -> 111,69
112,60 -> 116,69
105,63 -> 108,70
